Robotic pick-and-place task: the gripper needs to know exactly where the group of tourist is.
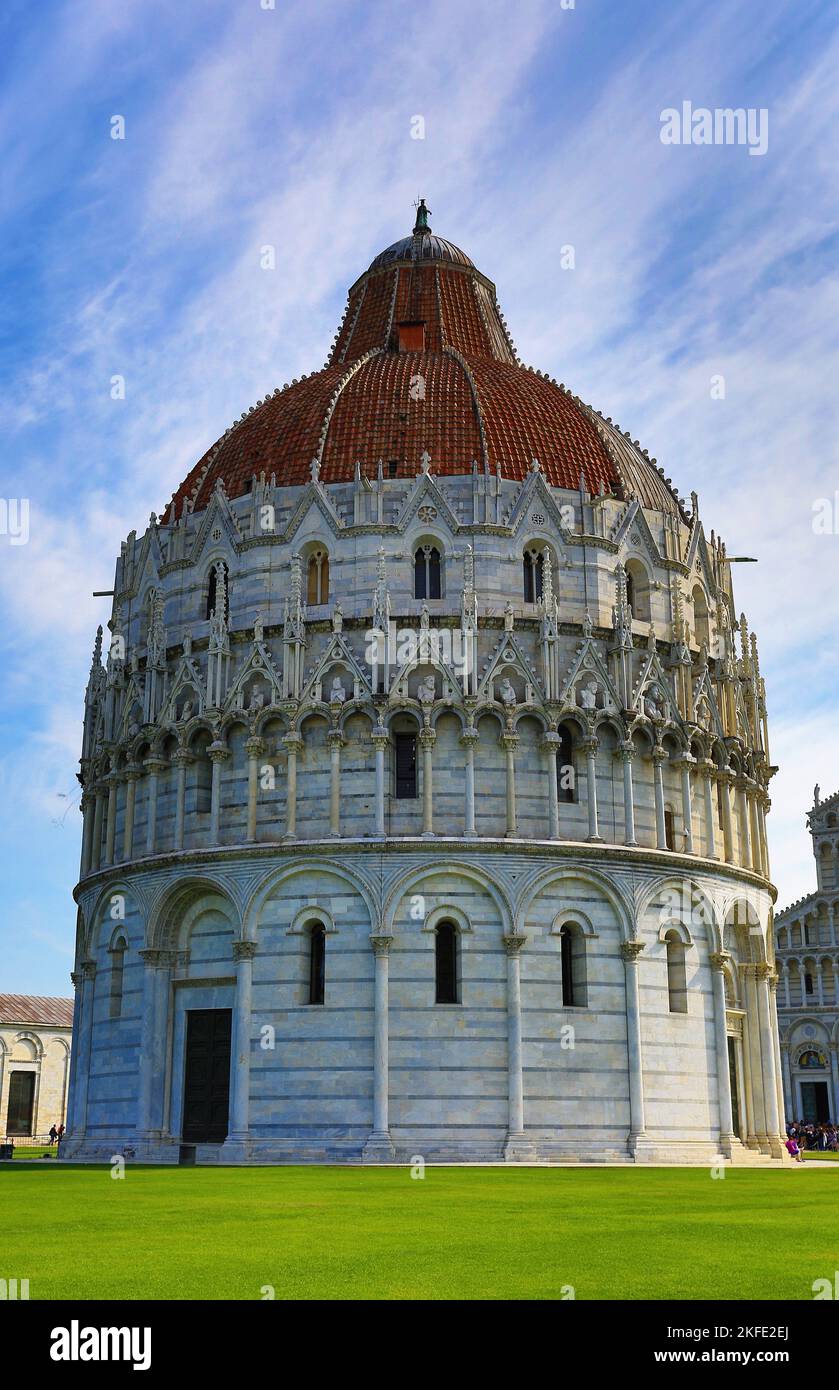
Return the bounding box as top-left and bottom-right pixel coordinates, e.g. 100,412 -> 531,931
784,1120 -> 839,1160
47,1124 -> 65,1145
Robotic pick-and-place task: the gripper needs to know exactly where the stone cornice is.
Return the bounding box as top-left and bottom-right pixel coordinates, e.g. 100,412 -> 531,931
74,833 -> 777,904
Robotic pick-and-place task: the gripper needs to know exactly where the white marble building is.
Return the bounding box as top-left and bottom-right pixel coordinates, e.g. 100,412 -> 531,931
775,786 -> 839,1124
63,205 -> 786,1165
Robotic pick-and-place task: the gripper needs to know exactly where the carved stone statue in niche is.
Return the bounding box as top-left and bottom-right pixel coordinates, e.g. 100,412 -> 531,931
417,675 -> 436,705
499,677 -> 517,707
330,676 -> 347,704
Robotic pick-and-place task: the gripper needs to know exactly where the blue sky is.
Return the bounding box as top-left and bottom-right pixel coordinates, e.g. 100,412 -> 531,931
1,0 -> 837,996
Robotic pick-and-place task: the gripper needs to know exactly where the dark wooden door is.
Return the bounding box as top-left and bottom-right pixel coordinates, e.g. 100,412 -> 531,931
182,1009 -> 232,1143
7,1072 -> 36,1135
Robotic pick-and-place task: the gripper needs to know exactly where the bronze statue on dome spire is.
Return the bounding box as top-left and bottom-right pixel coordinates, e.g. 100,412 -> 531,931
412,197 -> 431,235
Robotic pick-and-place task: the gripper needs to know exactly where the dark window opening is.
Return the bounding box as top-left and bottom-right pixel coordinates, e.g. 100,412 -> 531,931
666,933 -> 688,1013
560,925 -> 587,1007
435,922 -> 458,1004
805,972 -> 814,996
414,545 -> 441,600
388,460 -> 398,478
395,733 -> 417,799
523,550 -> 544,603
557,726 -> 575,803
664,807 -> 675,851
308,924 -> 326,1005
206,562 -> 229,622
110,941 -> 126,1020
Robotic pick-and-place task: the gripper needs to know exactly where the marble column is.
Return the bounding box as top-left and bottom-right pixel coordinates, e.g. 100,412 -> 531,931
245,737 -> 264,842
755,964 -> 783,1155
104,771 -> 119,866
225,940 -> 257,1149
720,770 -> 735,865
363,934 -> 395,1161
652,746 -> 667,849
327,731 -> 344,837
419,728 -> 436,838
709,953 -> 734,1155
91,784 -> 106,871
121,765 -> 141,862
372,729 -> 388,837
781,1042 -> 793,1122
830,1044 -> 839,1124
769,975 -> 786,1135
143,757 -> 167,856
673,757 -> 694,854
208,742 -> 230,844
173,749 -> 193,851
736,780 -> 753,870
460,729 -> 479,838
137,950 -> 171,1144
744,966 -> 768,1150
80,792 -> 96,877
582,737 -> 601,842
64,971 -> 85,1137
282,734 -> 302,841
749,787 -> 762,875
500,732 -> 519,838
621,941 -> 647,1152
502,934 -> 529,1157
702,762 -> 717,859
67,963 -> 96,1140
618,742 -> 637,847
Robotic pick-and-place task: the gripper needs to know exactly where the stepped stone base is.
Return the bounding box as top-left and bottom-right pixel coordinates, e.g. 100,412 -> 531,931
58,1130 -> 788,1166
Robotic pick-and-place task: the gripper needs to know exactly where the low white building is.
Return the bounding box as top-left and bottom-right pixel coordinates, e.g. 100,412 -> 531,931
0,995 -> 73,1137
775,786 -> 839,1124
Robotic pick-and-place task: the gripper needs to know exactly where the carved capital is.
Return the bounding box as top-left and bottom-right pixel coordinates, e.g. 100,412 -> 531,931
208,741 -> 231,764
370,933 -> 393,957
282,733 -> 304,753
81,959 -> 97,980
418,728 -> 436,749
245,737 -> 265,758
709,951 -> 732,972
620,940 -> 645,963
499,733 -> 519,752
503,933 -> 527,957
233,940 -> 257,962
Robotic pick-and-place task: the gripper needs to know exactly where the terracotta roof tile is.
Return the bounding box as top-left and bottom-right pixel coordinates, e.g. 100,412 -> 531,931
0,995 -> 74,1028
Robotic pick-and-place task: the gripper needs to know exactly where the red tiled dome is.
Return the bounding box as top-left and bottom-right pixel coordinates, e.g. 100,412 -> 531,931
165,204 -> 685,521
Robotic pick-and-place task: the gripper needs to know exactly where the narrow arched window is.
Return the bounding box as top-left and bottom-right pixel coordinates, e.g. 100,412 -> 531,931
804,971 -> 814,996
665,931 -> 688,1013
435,921 -> 458,1004
523,549 -> 544,603
307,551 -> 329,605
557,725 -> 575,803
414,545 -> 441,600
560,924 -> 587,1007
625,560 -> 650,622
664,805 -> 675,850
109,938 -> 126,1019
692,585 -> 710,651
193,745 -> 212,814
206,562 -> 229,621
308,924 -> 326,1005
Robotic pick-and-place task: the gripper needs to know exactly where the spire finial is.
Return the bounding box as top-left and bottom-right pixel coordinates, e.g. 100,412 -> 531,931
413,197 -> 431,235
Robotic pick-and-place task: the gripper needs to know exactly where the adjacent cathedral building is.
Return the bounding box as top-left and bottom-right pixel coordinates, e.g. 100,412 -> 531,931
775,786 -> 839,1125
64,203 -> 787,1164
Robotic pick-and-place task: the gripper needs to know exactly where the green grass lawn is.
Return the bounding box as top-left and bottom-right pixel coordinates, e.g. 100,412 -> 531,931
1,1164 -> 837,1300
